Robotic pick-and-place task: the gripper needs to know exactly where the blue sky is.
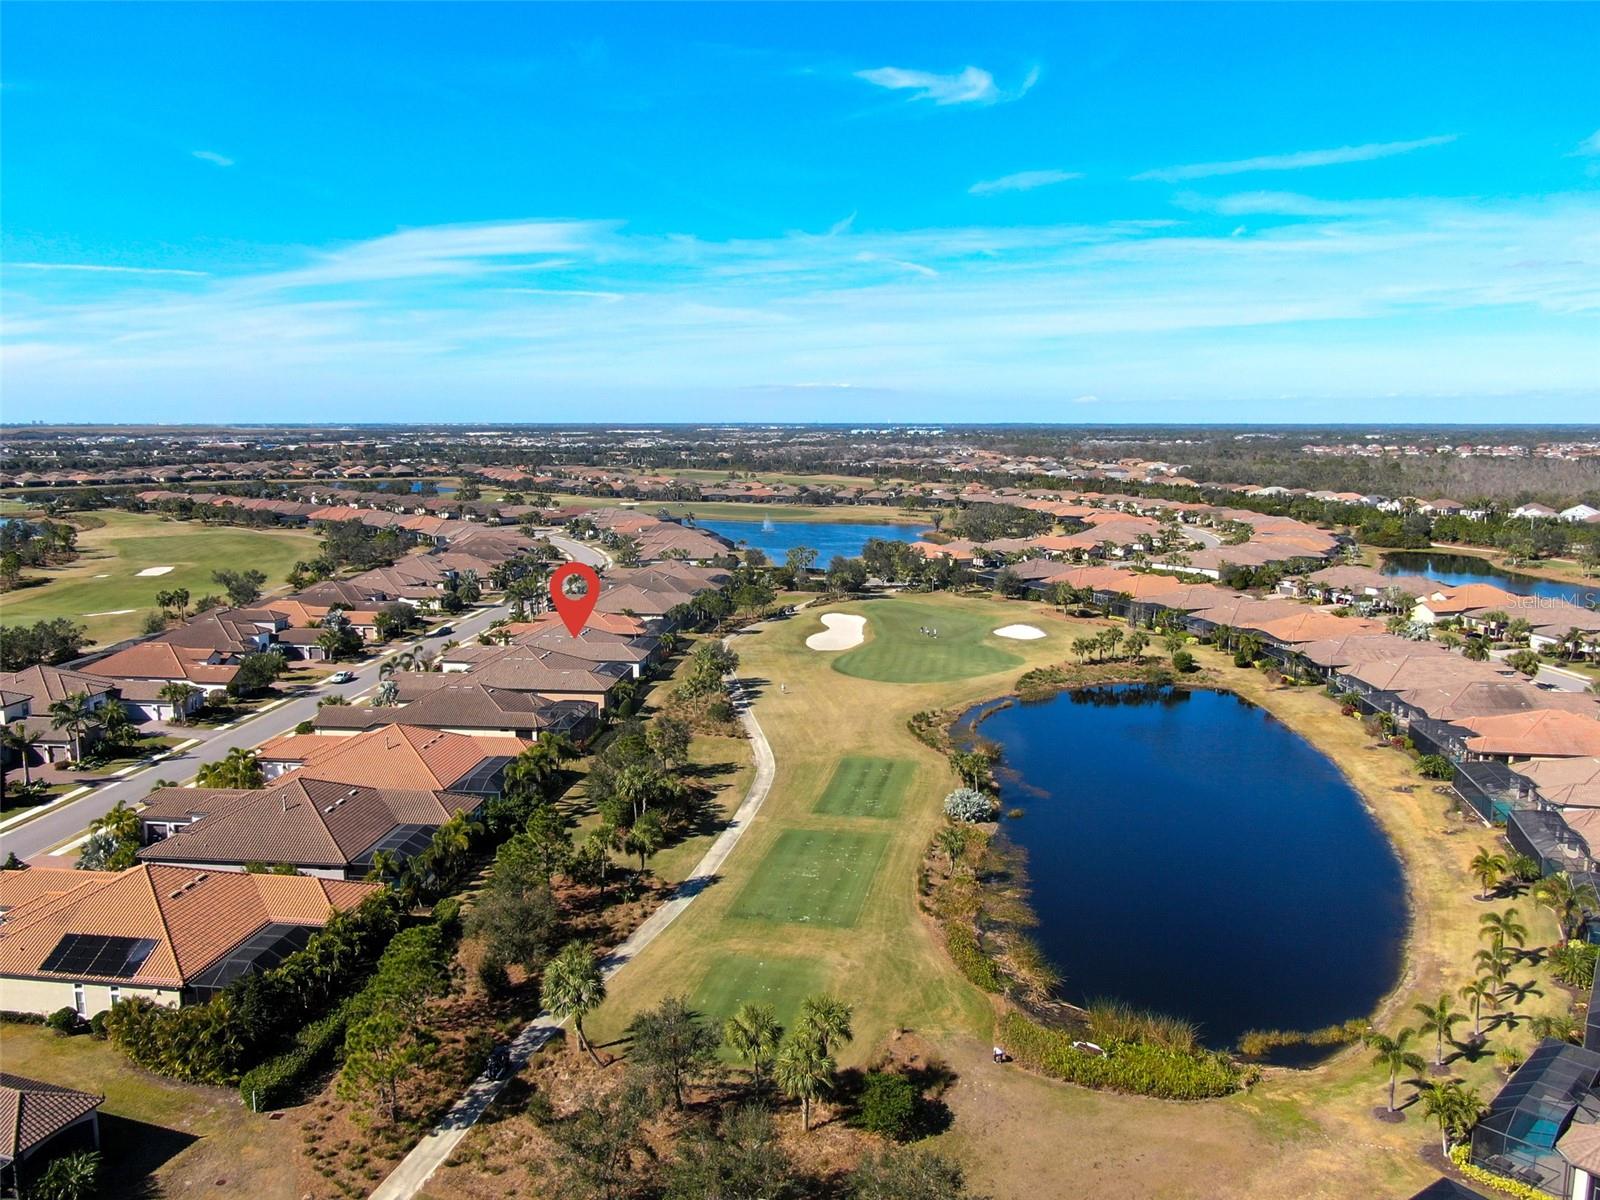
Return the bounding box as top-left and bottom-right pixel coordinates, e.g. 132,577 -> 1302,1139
2,2 -> 1597,424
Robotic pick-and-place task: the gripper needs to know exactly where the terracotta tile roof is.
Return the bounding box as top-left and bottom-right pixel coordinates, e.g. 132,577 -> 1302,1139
275,724 -> 525,791
1460,710 -> 1600,759
0,1073 -> 103,1163
0,665 -> 117,706
86,642 -> 237,686
139,777 -> 476,869
0,865 -> 377,987
0,867 -> 119,913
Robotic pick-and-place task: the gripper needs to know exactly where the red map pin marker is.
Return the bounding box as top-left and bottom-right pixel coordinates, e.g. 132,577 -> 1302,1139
550,563 -> 600,636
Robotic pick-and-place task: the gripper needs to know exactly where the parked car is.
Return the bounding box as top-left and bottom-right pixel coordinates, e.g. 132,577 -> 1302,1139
327,670 -> 355,684
432,625 -> 454,637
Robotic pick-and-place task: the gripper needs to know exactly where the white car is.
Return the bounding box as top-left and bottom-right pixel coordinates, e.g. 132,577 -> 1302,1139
327,670 -> 355,684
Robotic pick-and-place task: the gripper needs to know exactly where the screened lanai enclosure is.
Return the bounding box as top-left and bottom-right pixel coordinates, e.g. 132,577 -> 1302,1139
1471,1039 -> 1600,1197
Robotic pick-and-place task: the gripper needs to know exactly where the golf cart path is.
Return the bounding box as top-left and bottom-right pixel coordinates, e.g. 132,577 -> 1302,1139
368,655 -> 777,1200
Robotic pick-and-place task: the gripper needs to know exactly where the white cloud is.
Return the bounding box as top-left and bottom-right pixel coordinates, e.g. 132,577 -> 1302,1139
9,261 -> 208,277
1134,135 -> 1458,182
5,196 -> 1596,418
969,169 -> 1082,196
1176,191 -> 1373,217
1570,130 -> 1600,156
191,150 -> 235,167
854,64 -> 1035,106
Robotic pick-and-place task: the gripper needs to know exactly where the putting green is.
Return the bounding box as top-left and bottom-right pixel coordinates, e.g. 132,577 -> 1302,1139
832,600 -> 1024,683
728,829 -> 889,928
689,951 -> 831,1043
813,755 -> 915,819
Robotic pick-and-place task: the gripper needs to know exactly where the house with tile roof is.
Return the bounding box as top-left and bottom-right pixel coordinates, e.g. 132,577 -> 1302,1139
0,1073 -> 104,1195
0,865 -> 377,1015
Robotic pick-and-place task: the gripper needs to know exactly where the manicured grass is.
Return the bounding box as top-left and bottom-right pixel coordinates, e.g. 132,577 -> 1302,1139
0,1023 -> 297,1200
0,511 -> 320,647
813,755 -> 914,818
832,599 -> 1025,683
728,828 -> 889,928
689,951 -> 831,1041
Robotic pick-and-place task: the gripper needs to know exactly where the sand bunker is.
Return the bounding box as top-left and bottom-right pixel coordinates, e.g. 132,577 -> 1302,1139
993,624 -> 1046,640
135,566 -> 175,577
85,608 -> 136,617
806,613 -> 867,651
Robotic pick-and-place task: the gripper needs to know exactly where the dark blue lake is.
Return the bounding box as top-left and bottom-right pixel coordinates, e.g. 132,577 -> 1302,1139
699,519 -> 929,563
961,684 -> 1406,1054
1381,551 -> 1592,605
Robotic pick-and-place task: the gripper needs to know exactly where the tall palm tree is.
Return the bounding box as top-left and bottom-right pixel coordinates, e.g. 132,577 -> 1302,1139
47,693 -> 96,762
1535,874 -> 1600,944
3,723 -> 44,787
1413,994 -> 1466,1067
158,682 -> 201,724
773,1030 -> 835,1132
1366,1027 -> 1426,1113
723,1001 -> 782,1091
1459,977 -> 1501,1041
935,825 -> 969,873
1469,850 -> 1509,901
1478,907 -> 1529,953
543,941 -> 606,1065
798,994 -> 854,1058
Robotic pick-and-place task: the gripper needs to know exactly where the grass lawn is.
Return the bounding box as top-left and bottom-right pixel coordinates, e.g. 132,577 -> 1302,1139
583,591 -> 1578,1199
0,1023 -> 297,1200
688,950 -> 832,1045
0,511 -> 320,647
728,828 -> 890,927
832,598 -> 1027,682
812,755 -> 914,818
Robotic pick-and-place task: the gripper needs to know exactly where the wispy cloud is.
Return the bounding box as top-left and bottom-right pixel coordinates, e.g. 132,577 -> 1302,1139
970,169 -> 1082,196
854,64 -> 1037,107
1134,135 -> 1458,182
1175,191 -> 1372,217
9,261 -> 209,277
4,196 -> 1595,418
1570,130 -> 1600,157
191,150 -> 235,167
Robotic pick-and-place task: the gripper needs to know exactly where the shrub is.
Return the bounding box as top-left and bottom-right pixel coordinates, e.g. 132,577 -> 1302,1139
942,788 -> 993,824
945,924 -> 1002,992
28,1149 -> 101,1200
1549,943 -> 1599,989
477,955 -> 511,997
856,1071 -> 918,1140
1171,650 -> 1196,673
1449,1144 -> 1544,1200
1417,754 -> 1454,780
88,1011 -> 110,1041
46,1007 -> 81,1036
294,719 -> 315,735
1085,999 -> 1197,1053
239,1001 -> 351,1111
431,895 -> 462,934
997,1011 -> 1242,1100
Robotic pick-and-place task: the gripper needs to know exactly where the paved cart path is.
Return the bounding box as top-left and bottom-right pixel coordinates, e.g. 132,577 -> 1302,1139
368,655 -> 776,1200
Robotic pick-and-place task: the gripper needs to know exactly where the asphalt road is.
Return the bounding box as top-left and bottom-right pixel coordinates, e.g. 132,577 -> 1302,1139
0,530 -> 617,862
0,597 -> 515,862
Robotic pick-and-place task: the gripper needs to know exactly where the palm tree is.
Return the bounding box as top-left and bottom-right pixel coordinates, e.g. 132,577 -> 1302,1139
1478,908 -> 1529,953
625,810 -> 666,870
1413,994 -> 1466,1067
1459,977 -> 1500,1041
1469,849 -> 1509,900
97,701 -> 136,750
1366,1027 -> 1426,1113
158,682 -> 201,724
723,1002 -> 782,1090
1528,1013 -> 1582,1044
365,849 -> 403,883
1535,873 -> 1600,944
543,941 -> 606,1065
47,693 -> 96,762
3,723 -> 44,787
373,680 -> 399,707
935,825 -> 969,873
1475,945 -> 1514,988
798,994 -> 854,1058
1416,1080 -> 1487,1153
773,1030 -> 835,1132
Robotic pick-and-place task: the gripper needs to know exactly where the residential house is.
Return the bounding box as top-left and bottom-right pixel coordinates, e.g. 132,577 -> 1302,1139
0,865 -> 377,1016
0,1074 -> 104,1196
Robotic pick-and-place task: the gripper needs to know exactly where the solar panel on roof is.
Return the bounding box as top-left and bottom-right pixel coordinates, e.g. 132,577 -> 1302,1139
40,934 -> 158,979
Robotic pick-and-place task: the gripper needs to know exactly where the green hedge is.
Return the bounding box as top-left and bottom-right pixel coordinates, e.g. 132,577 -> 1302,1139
997,1012 -> 1242,1100
945,924 -> 1003,993
238,1001 -> 352,1111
